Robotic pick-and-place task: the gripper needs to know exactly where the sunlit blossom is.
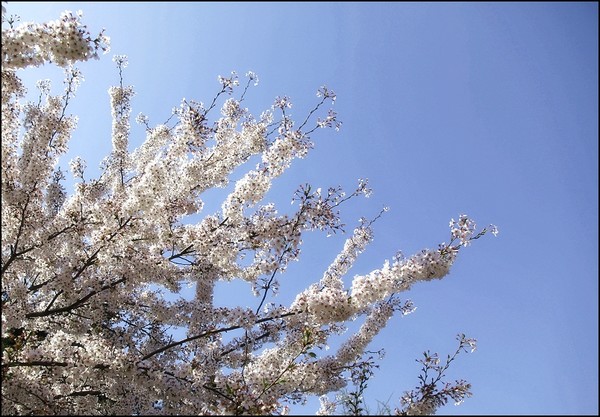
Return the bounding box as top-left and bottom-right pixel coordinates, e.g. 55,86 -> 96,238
1,7 -> 495,415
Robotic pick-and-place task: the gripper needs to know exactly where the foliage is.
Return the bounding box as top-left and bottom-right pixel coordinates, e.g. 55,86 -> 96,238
1,8 -> 497,415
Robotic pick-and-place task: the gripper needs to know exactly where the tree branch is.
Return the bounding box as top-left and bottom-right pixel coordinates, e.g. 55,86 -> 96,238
25,277 -> 126,318
139,311 -> 298,362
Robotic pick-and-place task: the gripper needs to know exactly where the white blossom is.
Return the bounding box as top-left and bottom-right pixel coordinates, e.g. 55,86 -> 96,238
0,8 -> 496,415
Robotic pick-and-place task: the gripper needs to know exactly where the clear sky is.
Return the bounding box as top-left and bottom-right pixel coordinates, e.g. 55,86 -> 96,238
6,2 -> 598,415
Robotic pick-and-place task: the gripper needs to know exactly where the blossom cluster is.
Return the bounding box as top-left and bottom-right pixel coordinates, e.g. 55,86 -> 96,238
394,334 -> 477,415
1,9 -> 497,416
1,10 -> 109,69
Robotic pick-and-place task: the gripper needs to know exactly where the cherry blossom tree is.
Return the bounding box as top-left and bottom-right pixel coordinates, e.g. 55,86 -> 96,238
1,9 -> 498,415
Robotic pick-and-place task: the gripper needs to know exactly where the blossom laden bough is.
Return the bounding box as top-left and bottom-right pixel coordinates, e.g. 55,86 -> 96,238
1,8 -> 497,416
1,9 -> 109,70
395,334 -> 479,416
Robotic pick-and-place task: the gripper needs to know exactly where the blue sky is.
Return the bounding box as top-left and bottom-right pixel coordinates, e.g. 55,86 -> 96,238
6,2 -> 598,415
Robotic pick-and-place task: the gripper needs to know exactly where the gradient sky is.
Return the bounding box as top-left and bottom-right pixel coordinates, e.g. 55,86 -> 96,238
6,2 -> 598,415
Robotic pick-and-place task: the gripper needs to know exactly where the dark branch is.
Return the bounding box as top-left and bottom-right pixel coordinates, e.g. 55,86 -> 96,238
140,311 -> 298,362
